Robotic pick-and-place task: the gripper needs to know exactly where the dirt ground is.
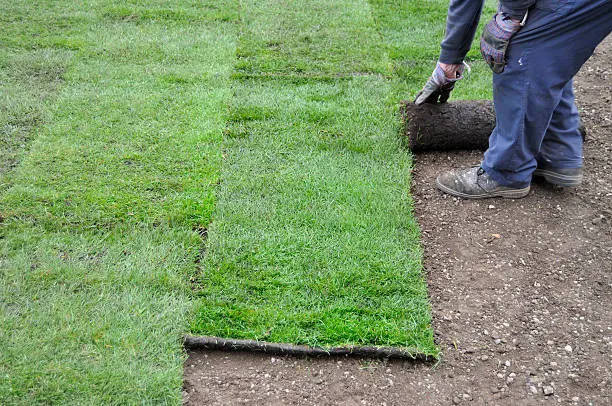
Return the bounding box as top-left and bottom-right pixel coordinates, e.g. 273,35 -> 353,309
183,38 -> 611,405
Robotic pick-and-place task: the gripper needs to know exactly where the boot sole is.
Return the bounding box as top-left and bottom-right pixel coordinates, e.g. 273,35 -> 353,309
436,179 -> 530,199
533,169 -> 582,187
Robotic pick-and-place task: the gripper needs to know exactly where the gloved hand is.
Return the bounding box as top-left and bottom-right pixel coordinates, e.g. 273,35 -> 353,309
480,12 -> 524,73
414,62 -> 464,105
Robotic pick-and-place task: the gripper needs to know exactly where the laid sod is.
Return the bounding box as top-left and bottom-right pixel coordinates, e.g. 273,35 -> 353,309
192,77 -> 434,352
235,0 -> 389,76
1,1 -> 236,403
0,48 -> 69,183
192,0 -> 443,355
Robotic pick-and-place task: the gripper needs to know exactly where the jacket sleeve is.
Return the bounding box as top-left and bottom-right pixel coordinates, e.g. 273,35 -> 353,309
499,1 -> 536,20
439,0 -> 486,64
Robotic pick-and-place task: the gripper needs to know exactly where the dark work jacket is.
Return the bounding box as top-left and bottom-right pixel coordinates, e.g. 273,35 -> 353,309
439,0 -> 536,64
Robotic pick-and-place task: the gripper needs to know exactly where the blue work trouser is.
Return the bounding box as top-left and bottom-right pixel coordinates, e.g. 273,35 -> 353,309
481,0 -> 612,188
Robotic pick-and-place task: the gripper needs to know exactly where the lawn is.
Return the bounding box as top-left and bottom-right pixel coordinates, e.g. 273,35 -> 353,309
1,1 -> 236,403
1,0 -> 493,403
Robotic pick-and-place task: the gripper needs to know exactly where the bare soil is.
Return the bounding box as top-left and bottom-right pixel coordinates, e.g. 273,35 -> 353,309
183,38 -> 611,405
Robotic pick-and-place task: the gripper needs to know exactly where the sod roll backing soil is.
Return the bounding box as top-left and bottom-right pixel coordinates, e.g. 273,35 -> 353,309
184,336 -> 432,360
400,100 -> 586,152
400,100 -> 495,152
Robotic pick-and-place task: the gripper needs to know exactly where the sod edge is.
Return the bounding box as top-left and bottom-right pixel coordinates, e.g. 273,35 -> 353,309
184,335 -> 435,361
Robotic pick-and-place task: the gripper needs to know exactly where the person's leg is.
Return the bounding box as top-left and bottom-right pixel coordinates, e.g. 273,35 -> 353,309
480,0 -> 612,189
537,80 -> 582,168
533,80 -> 584,185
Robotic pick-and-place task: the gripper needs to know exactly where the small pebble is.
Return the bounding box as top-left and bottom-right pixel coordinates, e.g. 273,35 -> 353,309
543,386 -> 554,396
565,345 -> 573,352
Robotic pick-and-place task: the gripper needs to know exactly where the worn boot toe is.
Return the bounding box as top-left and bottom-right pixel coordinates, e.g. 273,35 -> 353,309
436,167 -> 530,199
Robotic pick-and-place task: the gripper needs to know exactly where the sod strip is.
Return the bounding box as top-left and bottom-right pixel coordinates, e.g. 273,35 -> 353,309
235,0 -> 390,76
192,0 -> 437,356
0,1 -> 237,403
0,48 -> 70,183
193,78 -> 435,354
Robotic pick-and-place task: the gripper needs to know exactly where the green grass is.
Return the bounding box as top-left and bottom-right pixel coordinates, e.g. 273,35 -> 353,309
192,77 -> 433,351
0,48 -> 71,185
235,0 -> 391,76
1,226 -> 199,403
191,0 -> 448,355
1,0 -> 237,403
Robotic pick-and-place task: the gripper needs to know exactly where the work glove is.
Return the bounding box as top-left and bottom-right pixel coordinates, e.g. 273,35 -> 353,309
414,62 -> 464,105
480,12 -> 525,73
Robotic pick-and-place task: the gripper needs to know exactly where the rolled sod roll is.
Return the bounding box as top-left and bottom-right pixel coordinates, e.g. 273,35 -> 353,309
399,100 -> 495,152
400,100 -> 586,153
